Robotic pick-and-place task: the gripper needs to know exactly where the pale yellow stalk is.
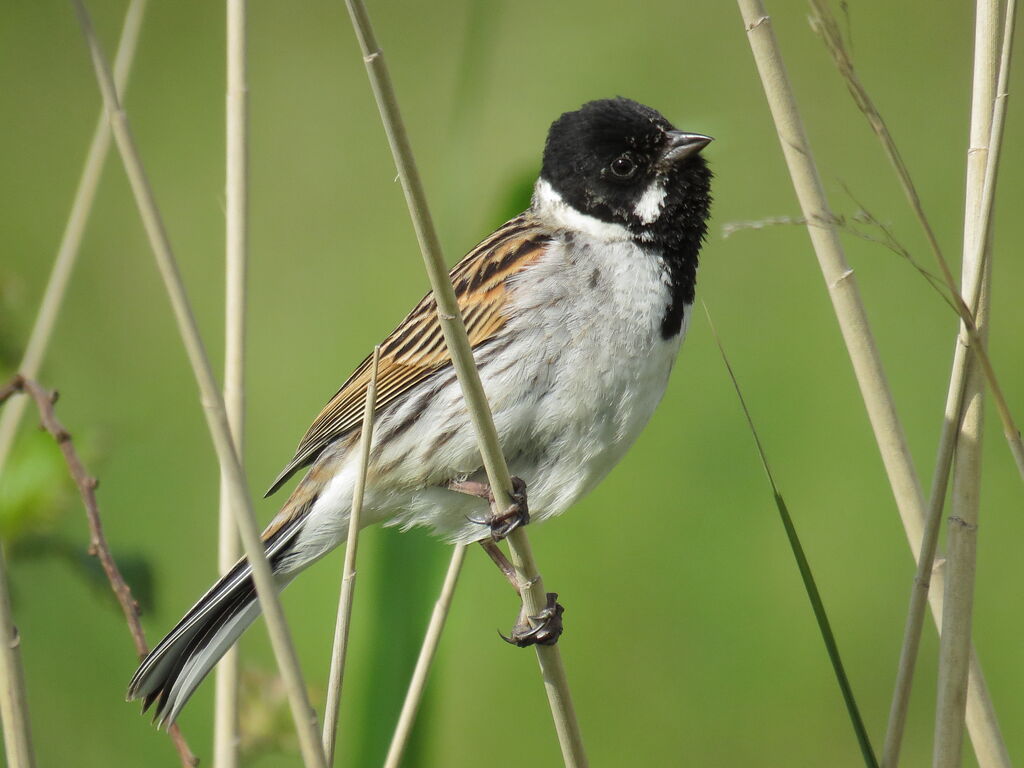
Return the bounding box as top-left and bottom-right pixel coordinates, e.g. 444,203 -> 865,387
322,348 -> 380,765
734,2 -> 1008,764
383,544 -> 468,768
340,1 -> 587,764
71,2 -> 326,765
213,1 -> 248,766
933,1 -> 1000,766
0,4 -> 147,766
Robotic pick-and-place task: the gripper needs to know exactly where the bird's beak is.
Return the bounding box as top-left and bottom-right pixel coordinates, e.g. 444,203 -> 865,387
659,131 -> 714,167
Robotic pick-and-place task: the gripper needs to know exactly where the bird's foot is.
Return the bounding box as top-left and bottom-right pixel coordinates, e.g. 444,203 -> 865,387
501,593 -> 564,648
450,475 -> 530,541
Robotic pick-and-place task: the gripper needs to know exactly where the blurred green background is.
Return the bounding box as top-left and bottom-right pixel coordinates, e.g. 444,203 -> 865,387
1,0 -> 1022,765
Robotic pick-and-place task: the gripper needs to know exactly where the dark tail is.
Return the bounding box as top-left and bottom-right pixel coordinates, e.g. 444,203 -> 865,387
127,518 -> 303,727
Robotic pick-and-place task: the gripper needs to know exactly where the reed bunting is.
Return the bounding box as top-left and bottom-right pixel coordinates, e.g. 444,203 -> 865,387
129,96 -> 713,725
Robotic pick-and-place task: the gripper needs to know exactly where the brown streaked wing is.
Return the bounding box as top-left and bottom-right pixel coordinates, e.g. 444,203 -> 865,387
265,214 -> 551,497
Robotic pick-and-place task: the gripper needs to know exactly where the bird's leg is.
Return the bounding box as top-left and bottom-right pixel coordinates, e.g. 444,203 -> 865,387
479,539 -> 564,648
447,477 -> 562,646
446,475 -> 530,541
480,539 -> 520,589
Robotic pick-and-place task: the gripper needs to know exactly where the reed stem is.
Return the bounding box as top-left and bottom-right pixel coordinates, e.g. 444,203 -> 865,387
0,5 -> 147,766
0,545 -> 35,768
383,544 -> 467,768
72,3 -> 326,764
322,348 -> 380,765
340,2 -> 587,764
213,1 -> 249,765
933,2 -> 1000,766
734,3 -> 1009,763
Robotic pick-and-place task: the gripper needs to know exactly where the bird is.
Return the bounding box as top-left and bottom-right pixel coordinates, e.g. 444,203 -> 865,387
128,96 -> 713,726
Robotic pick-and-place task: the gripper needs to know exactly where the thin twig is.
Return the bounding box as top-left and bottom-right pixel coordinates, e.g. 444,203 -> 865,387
810,0 -> 1024,481
383,544 -> 467,768
934,1 -> 1000,766
806,3 -> 1017,764
70,4 -> 327,766
339,3 -> 587,766
734,3 -> 1009,764
1,376 -> 197,767
214,0 -> 249,765
322,347 -> 380,765
702,304 -> 878,768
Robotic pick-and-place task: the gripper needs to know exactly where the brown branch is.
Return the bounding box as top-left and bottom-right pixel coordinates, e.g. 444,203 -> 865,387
0,375 -> 197,767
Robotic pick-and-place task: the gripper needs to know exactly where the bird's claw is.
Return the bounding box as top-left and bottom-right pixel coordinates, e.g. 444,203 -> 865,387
500,592 -> 564,647
462,476 -> 530,541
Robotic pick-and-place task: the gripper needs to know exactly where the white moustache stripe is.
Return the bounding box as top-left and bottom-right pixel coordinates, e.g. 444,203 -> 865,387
531,179 -> 633,242
633,180 -> 667,225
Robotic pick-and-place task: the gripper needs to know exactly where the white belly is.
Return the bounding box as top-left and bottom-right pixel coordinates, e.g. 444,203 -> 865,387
358,232 -> 688,543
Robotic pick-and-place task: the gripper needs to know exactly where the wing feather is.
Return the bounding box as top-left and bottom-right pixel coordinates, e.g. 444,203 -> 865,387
265,214 -> 550,496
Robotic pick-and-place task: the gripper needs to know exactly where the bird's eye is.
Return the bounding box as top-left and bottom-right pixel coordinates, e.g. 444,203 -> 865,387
609,154 -> 637,179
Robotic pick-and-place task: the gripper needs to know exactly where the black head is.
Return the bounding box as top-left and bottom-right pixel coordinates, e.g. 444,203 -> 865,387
537,97 -> 713,339
538,97 -> 712,243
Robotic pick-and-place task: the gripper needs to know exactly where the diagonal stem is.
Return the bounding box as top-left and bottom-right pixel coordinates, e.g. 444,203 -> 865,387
71,3 -> 327,765
875,0 -> 1016,762
322,347 -> 380,765
383,544 -> 467,768
0,5 -> 148,767
734,2 -> 1009,765
339,2 -> 587,765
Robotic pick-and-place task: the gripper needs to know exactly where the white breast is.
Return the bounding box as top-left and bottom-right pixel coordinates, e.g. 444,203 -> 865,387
318,187 -> 692,545
496,225 -> 687,520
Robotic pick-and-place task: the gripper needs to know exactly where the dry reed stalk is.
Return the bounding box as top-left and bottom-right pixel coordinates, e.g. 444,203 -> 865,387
932,1 -> 1000,766
71,3 -> 327,765
213,1 -> 249,765
0,545 -> 34,768
807,3 -> 1017,764
340,2 -> 587,764
383,544 -> 467,768
0,5 -> 147,766
734,2 -> 1009,763
322,347 -> 380,765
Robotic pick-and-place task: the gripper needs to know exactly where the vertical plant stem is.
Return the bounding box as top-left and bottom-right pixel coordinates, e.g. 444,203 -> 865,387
322,347 -> 380,765
933,2 -> 999,766
0,544 -> 35,768
0,6 -> 146,767
0,0 -> 146,483
339,3 -> 587,765
383,544 -> 467,768
71,4 -> 326,766
213,1 -> 248,766
735,3 -> 1009,764
881,0 -> 1016,764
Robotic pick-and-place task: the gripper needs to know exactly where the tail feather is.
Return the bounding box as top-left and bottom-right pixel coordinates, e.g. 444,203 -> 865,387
127,517 -> 304,727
